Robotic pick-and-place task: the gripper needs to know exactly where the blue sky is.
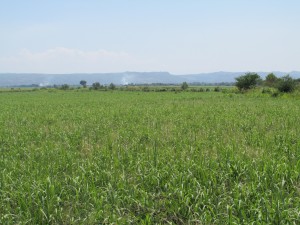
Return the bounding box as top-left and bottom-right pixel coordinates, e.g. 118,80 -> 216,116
1,0 -> 300,74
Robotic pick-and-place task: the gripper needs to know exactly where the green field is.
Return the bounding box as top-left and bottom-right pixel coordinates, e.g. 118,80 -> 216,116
0,90 -> 300,224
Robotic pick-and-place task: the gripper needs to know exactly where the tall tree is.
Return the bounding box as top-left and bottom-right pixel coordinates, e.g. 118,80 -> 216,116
80,80 -> 87,88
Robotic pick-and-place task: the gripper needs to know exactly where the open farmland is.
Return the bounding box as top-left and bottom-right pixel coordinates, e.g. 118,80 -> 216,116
0,90 -> 300,224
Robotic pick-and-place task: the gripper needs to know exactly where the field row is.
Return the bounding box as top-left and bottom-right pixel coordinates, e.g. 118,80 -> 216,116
0,91 -> 299,224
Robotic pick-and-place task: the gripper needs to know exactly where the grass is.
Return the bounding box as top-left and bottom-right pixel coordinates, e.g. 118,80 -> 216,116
0,90 -> 300,224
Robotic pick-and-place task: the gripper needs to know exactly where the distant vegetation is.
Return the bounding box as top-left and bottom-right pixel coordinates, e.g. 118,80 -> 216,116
235,72 -> 300,94
2,71 -> 300,88
181,81 -> 189,90
4,71 -> 300,96
79,80 -> 87,88
2,75 -> 300,99
235,72 -> 261,91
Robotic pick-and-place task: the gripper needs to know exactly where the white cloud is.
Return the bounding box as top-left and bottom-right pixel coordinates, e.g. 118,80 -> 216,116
0,47 -> 154,73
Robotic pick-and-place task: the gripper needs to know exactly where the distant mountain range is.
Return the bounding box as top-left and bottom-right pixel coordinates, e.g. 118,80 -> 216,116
0,71 -> 300,87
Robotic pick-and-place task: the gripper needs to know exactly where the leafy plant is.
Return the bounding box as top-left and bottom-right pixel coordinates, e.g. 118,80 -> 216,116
235,72 -> 261,91
276,75 -> 296,93
0,91 -> 299,224
181,82 -> 189,90
80,80 -> 87,88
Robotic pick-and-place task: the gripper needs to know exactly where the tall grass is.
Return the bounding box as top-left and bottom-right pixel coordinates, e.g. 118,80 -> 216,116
0,91 -> 299,224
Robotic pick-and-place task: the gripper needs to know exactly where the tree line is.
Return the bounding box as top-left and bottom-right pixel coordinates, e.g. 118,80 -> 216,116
48,74 -> 300,94
235,73 -> 299,93
78,80 -> 189,91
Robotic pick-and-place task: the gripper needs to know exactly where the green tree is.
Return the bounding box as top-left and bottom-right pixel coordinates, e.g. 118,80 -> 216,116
80,80 -> 87,88
235,72 -> 261,91
92,82 -> 101,90
181,82 -> 189,90
108,83 -> 116,90
277,75 -> 296,93
265,73 -> 278,87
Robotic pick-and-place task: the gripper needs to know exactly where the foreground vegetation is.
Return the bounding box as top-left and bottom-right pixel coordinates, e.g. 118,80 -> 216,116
0,90 -> 300,224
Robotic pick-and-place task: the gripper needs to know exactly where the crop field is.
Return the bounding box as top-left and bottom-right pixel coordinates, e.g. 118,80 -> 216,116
0,90 -> 300,224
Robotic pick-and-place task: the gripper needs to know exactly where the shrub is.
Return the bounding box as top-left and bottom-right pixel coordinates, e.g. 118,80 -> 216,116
60,84 -> 70,90
265,73 -> 278,87
277,75 -> 296,93
181,82 -> 189,90
271,91 -> 280,97
109,83 -> 116,90
92,82 -> 102,90
214,87 -> 221,92
235,73 -> 261,91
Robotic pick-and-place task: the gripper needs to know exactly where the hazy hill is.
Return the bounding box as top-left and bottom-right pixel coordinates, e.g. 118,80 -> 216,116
0,71 -> 299,87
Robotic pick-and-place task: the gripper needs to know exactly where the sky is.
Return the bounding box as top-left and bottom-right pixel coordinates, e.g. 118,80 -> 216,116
0,0 -> 300,74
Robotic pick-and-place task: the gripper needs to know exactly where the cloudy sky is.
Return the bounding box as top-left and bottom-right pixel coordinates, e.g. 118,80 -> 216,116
1,0 -> 300,74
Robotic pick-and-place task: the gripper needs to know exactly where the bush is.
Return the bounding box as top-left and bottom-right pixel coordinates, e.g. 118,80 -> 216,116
265,73 -> 278,87
271,91 -> 280,97
214,87 -> 221,92
60,84 -> 70,90
92,82 -> 102,90
277,75 -> 296,93
155,88 -> 167,92
108,83 -> 116,90
181,82 -> 189,90
235,73 -> 261,91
